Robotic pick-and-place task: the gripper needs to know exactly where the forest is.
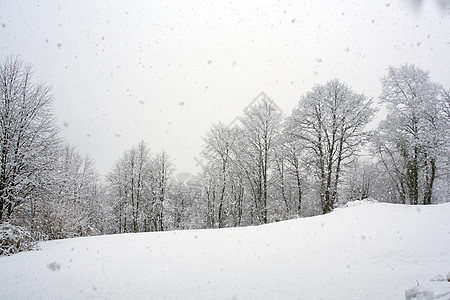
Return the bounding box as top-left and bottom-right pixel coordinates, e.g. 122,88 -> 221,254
1,55 -> 449,242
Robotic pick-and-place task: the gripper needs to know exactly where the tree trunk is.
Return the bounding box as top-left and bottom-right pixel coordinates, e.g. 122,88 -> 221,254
296,175 -> 302,216
119,205 -> 122,233
423,158 -> 435,205
407,146 -> 419,205
278,160 -> 289,213
323,159 -> 334,214
294,158 -> 302,216
218,164 -> 226,228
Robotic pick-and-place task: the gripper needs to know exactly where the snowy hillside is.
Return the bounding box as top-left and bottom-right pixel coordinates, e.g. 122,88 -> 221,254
1,202 -> 449,299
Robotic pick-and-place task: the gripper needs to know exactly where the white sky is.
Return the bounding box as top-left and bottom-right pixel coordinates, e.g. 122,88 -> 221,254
1,0 -> 449,177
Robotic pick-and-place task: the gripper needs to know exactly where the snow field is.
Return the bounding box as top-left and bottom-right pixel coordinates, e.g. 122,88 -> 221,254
0,202 -> 449,299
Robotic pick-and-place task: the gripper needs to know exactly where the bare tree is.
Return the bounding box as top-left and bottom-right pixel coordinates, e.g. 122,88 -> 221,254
374,65 -> 447,205
107,141 -> 153,233
0,56 -> 59,223
152,150 -> 174,231
274,135 -> 305,218
239,96 -> 283,224
202,123 -> 239,227
287,80 -> 375,213
201,163 -> 219,228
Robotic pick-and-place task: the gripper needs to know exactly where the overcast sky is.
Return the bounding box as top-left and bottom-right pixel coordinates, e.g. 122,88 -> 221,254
1,0 -> 449,177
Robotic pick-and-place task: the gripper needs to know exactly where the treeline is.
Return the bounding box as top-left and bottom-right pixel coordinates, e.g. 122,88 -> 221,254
174,65 -> 449,229
1,56 -> 449,241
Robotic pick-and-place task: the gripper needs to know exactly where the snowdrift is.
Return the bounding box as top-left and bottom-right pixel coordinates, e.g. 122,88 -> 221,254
1,202 -> 449,299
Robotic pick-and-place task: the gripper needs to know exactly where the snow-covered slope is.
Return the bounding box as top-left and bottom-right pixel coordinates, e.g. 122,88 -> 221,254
1,202 -> 449,299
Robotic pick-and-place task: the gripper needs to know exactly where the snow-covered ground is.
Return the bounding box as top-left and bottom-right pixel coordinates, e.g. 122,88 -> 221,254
1,202 -> 449,299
